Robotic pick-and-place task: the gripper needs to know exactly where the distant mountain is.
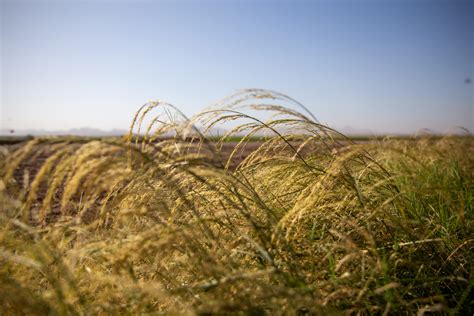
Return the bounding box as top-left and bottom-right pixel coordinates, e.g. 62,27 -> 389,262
2,125 -> 467,138
0,127 -> 128,137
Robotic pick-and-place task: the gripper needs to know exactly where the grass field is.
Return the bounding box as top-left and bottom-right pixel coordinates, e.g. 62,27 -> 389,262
1,90 -> 473,314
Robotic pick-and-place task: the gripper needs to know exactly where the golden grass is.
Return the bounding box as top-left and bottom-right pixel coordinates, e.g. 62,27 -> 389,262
0,89 -> 473,314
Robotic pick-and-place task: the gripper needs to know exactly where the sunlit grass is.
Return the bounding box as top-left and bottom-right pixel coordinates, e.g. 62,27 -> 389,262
1,90 -> 472,314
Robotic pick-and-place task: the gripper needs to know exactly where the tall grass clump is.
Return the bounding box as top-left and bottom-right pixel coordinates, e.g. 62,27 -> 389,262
1,89 -> 473,314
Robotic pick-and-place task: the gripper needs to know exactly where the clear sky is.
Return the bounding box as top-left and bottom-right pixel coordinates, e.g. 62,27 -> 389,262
1,0 -> 473,134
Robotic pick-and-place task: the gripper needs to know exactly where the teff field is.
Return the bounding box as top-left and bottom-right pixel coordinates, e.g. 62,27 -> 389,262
1,90 -> 473,314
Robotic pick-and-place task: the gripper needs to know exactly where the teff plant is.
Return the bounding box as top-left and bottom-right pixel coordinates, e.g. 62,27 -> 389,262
0,89 -> 472,314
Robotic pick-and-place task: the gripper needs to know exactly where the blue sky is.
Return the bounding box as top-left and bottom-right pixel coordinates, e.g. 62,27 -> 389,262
1,0 -> 473,134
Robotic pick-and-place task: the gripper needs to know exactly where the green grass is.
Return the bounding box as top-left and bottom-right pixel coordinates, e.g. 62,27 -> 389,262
0,89 -> 472,314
